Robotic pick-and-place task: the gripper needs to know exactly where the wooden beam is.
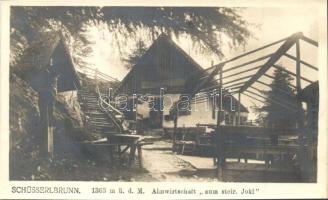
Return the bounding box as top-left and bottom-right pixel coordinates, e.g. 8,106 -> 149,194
192,64 -> 222,95
224,81 -> 246,90
193,98 -> 210,104
263,73 -> 274,79
225,145 -> 298,157
237,93 -> 241,125
224,162 -> 297,173
255,80 -> 274,88
196,54 -> 269,81
243,92 -> 266,104
245,89 -> 300,112
283,53 -> 318,71
296,40 -> 301,94
239,32 -> 303,93
222,65 -> 262,80
221,74 -> 253,86
222,54 -> 272,73
220,125 -> 300,136
217,67 -> 223,128
300,35 -> 319,47
220,66 -> 223,87
226,88 -> 240,95
212,37 -> 287,68
263,74 -> 297,89
192,93 -> 211,101
256,80 -> 293,95
226,85 -> 243,92
249,86 -> 296,107
199,84 -> 220,93
272,64 -> 313,83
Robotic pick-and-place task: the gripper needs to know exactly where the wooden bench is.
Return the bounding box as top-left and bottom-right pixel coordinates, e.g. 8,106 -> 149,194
213,125 -> 301,179
171,127 -> 207,155
76,134 -> 153,168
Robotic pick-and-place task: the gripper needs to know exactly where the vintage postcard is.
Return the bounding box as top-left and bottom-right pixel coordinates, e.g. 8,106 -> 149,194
0,0 -> 327,199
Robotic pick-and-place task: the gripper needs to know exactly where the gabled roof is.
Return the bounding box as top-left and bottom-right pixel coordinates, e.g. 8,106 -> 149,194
115,34 -> 208,95
115,34 -> 248,113
13,32 -> 81,92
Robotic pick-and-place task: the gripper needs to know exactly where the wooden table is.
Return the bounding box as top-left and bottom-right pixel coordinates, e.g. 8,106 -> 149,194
107,134 -> 143,167
77,134 -> 151,168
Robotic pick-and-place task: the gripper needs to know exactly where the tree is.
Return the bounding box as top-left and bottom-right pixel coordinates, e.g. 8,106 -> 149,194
9,6 -> 256,162
257,66 -> 304,129
10,7 -> 254,69
122,40 -> 148,69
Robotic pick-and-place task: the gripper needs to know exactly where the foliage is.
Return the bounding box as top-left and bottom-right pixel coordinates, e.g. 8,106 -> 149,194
11,6 -> 253,69
122,40 -> 148,69
256,67 -> 304,129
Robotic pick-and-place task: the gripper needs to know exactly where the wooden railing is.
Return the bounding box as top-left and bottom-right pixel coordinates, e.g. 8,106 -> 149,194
76,65 -> 127,133
96,84 -> 125,133
77,65 -> 120,84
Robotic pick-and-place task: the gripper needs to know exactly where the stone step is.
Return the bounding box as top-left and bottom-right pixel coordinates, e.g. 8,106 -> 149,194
82,97 -> 98,100
85,112 -> 105,116
89,120 -> 113,125
78,96 -> 98,100
88,124 -> 113,128
102,131 -> 121,135
81,98 -> 98,101
84,105 -> 102,109
90,120 -> 112,124
85,104 -> 101,108
89,116 -> 109,120
78,93 -> 98,97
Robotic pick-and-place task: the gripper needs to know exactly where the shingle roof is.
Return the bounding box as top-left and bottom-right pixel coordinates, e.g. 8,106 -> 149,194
13,32 -> 81,92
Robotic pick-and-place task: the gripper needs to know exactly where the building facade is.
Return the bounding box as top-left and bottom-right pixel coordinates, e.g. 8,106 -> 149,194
115,35 -> 248,131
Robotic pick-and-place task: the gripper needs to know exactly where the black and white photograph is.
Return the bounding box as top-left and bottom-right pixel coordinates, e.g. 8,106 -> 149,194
0,0 -> 327,199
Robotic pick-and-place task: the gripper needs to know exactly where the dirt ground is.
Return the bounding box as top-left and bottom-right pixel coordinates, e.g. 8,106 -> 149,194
10,138 -> 219,181
141,140 -> 219,182
11,138 -> 303,182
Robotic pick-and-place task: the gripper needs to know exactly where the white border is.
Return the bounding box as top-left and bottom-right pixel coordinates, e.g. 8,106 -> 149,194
0,0 -> 327,199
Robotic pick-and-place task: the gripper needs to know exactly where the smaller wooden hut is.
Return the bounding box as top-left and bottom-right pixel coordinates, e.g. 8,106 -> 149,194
13,32 -> 81,157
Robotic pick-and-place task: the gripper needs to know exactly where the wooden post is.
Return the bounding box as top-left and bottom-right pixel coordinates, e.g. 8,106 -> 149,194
173,110 -> 178,152
237,92 -> 241,125
216,126 -> 224,179
37,69 -> 56,158
216,66 -> 224,179
296,38 -> 307,179
137,145 -> 143,168
216,66 -> 223,128
134,96 -> 138,134
39,97 -> 54,158
94,68 -> 98,90
296,40 -> 301,94
295,39 -> 304,131
47,104 -> 54,158
129,145 -> 137,167
47,75 -> 58,158
38,95 -> 48,157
